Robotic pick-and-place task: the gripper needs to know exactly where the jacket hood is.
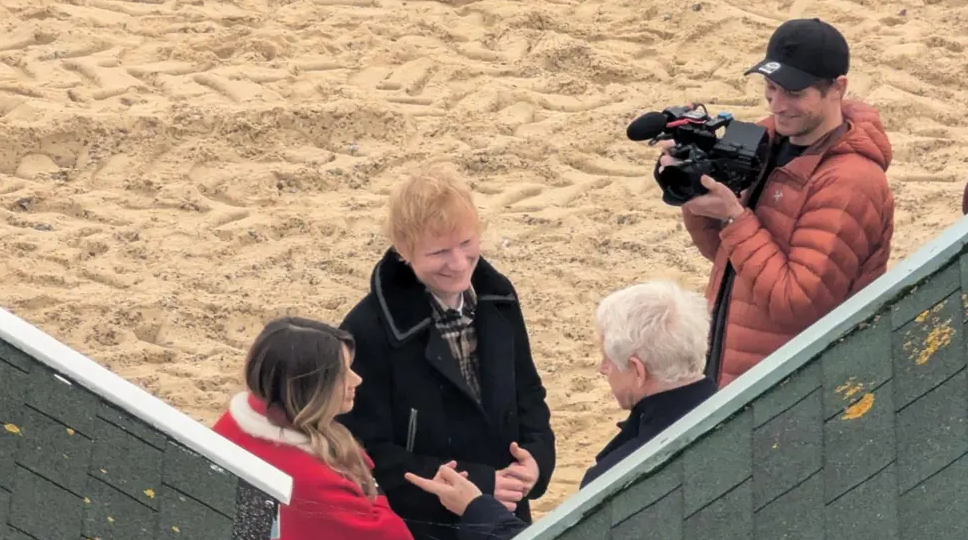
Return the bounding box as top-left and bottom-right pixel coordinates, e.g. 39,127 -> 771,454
228,392 -> 314,454
759,99 -> 892,175
826,100 -> 892,172
228,392 -> 376,468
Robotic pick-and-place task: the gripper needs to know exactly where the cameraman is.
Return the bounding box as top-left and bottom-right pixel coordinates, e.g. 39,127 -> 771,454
659,18 -> 895,387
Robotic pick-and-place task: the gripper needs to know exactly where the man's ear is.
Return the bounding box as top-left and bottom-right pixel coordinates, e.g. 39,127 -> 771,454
628,355 -> 648,382
834,75 -> 848,99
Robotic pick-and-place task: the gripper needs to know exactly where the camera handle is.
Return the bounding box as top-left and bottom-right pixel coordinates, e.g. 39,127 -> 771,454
647,133 -> 675,146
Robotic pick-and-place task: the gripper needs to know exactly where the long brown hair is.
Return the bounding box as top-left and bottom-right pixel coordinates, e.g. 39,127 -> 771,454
243,317 -> 377,497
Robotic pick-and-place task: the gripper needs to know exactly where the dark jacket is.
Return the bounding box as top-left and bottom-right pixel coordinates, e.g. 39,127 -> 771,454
337,249 -> 556,540
455,378 -> 717,540
579,377 -> 717,487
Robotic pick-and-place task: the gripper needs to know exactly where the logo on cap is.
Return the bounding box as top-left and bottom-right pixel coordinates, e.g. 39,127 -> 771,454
758,61 -> 781,75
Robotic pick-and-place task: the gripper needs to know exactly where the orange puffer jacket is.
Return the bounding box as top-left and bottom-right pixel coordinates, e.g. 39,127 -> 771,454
684,100 -> 895,387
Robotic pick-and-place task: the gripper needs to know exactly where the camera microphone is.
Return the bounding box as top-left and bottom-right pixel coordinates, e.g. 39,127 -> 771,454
626,111 -> 669,141
624,102 -> 769,207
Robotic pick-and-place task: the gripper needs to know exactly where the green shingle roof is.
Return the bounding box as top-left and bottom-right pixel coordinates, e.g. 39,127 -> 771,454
517,216 -> 968,540
0,314 -> 290,540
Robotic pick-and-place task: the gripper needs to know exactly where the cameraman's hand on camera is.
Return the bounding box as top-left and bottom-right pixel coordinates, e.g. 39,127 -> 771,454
682,176 -> 746,223
656,139 -> 679,172
656,140 -> 743,222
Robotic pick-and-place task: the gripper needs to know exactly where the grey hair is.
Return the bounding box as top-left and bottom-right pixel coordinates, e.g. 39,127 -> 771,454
594,281 -> 710,383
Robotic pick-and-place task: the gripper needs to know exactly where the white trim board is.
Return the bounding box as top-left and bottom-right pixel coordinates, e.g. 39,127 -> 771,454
0,306 -> 293,505
517,213 -> 968,540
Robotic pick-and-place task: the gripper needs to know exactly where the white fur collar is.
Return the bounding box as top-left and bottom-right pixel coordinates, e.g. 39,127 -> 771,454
228,392 -> 313,453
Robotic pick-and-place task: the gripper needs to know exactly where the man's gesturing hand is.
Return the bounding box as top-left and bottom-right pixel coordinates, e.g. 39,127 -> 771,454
494,442 -> 539,511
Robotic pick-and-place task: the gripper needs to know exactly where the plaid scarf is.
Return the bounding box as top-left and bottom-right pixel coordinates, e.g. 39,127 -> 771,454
430,288 -> 482,403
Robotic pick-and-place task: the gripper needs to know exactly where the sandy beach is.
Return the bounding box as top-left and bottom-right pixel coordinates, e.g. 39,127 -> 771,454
1,0 -> 966,514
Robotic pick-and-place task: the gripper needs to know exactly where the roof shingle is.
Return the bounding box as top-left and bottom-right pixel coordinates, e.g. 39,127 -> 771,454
0,344 -> 281,540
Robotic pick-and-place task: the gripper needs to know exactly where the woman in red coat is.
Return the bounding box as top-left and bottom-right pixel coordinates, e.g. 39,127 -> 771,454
213,316 -> 414,540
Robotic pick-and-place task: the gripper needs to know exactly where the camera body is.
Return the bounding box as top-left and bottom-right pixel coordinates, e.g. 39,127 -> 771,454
649,104 -> 770,207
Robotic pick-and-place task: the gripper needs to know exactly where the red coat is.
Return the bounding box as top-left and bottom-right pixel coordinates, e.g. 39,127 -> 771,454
213,393 -> 413,540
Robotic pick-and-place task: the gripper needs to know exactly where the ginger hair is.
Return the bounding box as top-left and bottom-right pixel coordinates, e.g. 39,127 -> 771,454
384,167 -> 481,257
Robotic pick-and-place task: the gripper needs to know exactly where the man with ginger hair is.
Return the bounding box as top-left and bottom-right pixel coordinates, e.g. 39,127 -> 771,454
337,168 -> 556,540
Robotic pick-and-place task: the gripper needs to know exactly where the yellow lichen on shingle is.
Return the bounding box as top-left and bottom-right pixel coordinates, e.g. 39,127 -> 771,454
915,323 -> 954,365
905,299 -> 954,366
835,378 -> 865,400
914,299 -> 946,323
842,393 -> 875,420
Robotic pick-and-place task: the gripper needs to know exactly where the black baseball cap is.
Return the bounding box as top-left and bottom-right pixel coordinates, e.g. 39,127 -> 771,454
744,18 -> 849,91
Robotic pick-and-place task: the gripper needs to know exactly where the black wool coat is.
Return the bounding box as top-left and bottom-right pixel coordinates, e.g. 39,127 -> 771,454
337,249 -> 557,540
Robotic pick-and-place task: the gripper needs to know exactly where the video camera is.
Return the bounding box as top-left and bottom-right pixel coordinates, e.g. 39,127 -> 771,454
627,104 -> 770,207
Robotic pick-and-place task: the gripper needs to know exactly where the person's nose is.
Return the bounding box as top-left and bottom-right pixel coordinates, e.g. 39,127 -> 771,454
448,250 -> 469,271
769,94 -> 787,115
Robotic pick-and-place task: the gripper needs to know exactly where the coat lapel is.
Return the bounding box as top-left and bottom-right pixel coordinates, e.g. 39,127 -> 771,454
371,248 -> 520,422
475,301 -> 516,423
424,328 -> 487,415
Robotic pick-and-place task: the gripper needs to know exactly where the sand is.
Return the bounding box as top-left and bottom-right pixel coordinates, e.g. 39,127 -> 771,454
1,0 -> 965,515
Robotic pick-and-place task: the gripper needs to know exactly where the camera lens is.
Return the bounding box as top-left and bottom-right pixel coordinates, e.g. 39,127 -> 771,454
659,165 -> 696,202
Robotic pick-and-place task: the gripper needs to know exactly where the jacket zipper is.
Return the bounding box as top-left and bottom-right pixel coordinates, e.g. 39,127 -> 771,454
406,408 -> 418,452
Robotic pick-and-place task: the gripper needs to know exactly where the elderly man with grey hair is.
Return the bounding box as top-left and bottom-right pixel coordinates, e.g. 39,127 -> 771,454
582,280 -> 717,486
404,281 -> 719,540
